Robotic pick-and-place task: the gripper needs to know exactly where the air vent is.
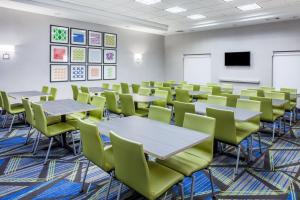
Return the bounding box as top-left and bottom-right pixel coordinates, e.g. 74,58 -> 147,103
176,30 -> 184,33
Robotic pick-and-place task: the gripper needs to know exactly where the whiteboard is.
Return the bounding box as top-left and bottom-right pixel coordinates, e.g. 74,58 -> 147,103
183,54 -> 211,84
273,51 -> 300,91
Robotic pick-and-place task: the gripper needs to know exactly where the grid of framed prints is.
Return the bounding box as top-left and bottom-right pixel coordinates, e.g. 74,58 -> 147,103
49,25 -> 117,82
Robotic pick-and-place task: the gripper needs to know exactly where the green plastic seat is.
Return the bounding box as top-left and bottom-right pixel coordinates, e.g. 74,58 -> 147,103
193,84 -> 200,91
148,106 -> 171,124
181,84 -> 193,91
120,83 -> 130,94
0,92 -> 4,115
1,91 -> 25,132
248,88 -> 264,97
40,86 -> 49,101
132,84 -> 140,94
71,85 -> 79,100
119,94 -> 148,117
141,81 -> 150,87
153,89 -> 168,107
220,93 -> 239,107
175,89 -> 191,103
104,91 -> 122,116
112,84 -> 121,94
81,86 -> 90,94
240,89 -> 258,97
110,132 -> 184,200
138,87 -> 151,110
281,88 -> 297,123
48,87 -> 57,101
154,82 -> 163,88
102,83 -> 110,90
157,113 -> 215,198
163,82 -> 171,87
32,103 -> 75,164
221,83 -> 233,94
198,86 -> 213,100
79,121 -> 114,197
84,96 -> 106,124
159,87 -> 175,106
207,95 -> 227,106
173,101 -> 195,127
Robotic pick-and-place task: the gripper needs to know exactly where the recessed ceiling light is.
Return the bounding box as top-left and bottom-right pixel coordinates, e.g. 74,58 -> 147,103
135,0 -> 161,5
237,3 -> 262,11
187,14 -> 206,20
165,6 -> 187,13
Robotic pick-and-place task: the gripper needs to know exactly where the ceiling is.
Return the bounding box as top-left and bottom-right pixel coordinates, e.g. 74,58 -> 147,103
1,0 -> 300,35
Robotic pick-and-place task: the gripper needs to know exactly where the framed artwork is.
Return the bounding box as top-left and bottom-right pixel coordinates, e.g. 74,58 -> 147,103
104,33 -> 117,48
50,25 -> 69,44
71,46 -> 86,63
50,45 -> 68,63
50,64 -> 69,82
88,65 -> 102,81
88,31 -> 102,46
88,48 -> 102,64
103,65 -> 117,80
103,49 -> 117,64
70,65 -> 86,81
70,28 -> 87,45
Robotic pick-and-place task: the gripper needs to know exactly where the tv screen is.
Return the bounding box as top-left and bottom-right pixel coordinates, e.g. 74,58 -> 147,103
225,52 -> 250,66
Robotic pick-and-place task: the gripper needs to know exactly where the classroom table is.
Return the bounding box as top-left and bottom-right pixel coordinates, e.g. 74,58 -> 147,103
8,91 -> 49,99
88,87 -> 113,94
240,96 -> 288,107
194,102 -> 261,121
97,116 -> 209,160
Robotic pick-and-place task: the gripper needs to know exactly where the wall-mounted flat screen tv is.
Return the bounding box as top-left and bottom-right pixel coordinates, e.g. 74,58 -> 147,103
225,52 -> 250,66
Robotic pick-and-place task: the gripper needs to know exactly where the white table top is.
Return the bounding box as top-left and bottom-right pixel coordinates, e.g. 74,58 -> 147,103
88,87 -> 112,93
97,116 -> 209,160
8,91 -> 49,99
240,96 -> 288,107
189,91 -> 209,96
194,102 -> 261,121
132,94 -> 163,103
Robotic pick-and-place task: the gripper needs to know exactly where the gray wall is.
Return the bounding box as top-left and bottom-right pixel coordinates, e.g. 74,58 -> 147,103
0,8 -> 165,98
165,20 -> 300,90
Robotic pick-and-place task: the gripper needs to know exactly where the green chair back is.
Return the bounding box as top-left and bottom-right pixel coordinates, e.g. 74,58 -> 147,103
90,96 -> 106,120
77,92 -> 89,104
207,95 -> 227,106
221,83 -> 233,94
40,86 -> 49,101
112,84 -> 121,93
110,131 -> 150,198
139,87 -> 151,96
175,89 -> 190,103
211,86 -> 221,95
104,91 -> 120,113
119,94 -> 135,116
81,86 -> 89,94
22,98 -> 35,126
148,106 -> 171,124
260,86 -> 275,93
0,91 -> 11,113
121,83 -> 130,94
200,86 -> 213,94
237,99 -> 261,112
193,84 -> 200,91
159,87 -> 173,105
163,82 -> 171,87
71,85 -> 79,100
173,101 -> 195,127
0,92 -> 3,109
102,83 -> 109,90
220,93 -> 239,107
206,107 -> 237,145
141,81 -> 150,87
132,84 -> 140,94
248,88 -> 264,97
31,103 -> 48,135
181,84 -> 193,91
250,96 -> 273,122
48,87 -> 57,101
183,113 -> 216,160
154,82 -> 163,88
240,89 -> 257,97
153,89 -> 168,107
180,81 -> 187,85
150,81 -> 154,87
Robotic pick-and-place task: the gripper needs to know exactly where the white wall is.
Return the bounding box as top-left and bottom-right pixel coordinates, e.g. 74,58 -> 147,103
164,20 -> 300,91
0,8 -> 165,98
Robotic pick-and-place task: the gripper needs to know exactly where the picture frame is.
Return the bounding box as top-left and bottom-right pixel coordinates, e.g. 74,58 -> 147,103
70,28 -> 87,45
50,25 -> 69,44
88,30 -> 102,47
103,49 -> 117,64
103,65 -> 117,80
88,48 -> 102,64
50,45 -> 68,63
104,33 -> 117,48
50,64 -> 69,82
70,46 -> 86,63
88,65 -> 102,81
70,65 -> 87,81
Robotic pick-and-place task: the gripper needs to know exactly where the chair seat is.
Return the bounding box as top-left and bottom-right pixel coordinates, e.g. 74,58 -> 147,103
102,146 -> 114,172
157,152 -> 209,177
236,129 -> 251,144
83,116 -> 102,124
46,122 -> 75,137
146,161 -> 184,200
184,147 -> 212,162
10,104 -> 25,114
109,108 -> 122,114
47,116 -> 61,125
138,102 -> 149,109
235,121 -> 259,134
134,109 -> 148,117
273,109 -> 284,117
67,113 -> 86,120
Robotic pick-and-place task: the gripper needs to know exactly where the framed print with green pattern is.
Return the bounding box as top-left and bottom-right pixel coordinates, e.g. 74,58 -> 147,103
104,33 -> 117,48
50,25 -> 69,44
70,46 -> 86,63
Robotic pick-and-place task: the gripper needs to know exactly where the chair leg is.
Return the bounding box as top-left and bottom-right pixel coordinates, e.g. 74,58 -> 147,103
272,122 -> 276,142
25,125 -> 32,144
2,114 -> 8,128
116,183 -> 123,200
8,114 -> 16,132
80,160 -> 90,193
179,182 -> 185,200
207,168 -> 215,198
44,137 -> 54,165
70,132 -> 77,155
257,132 -> 262,154
105,173 -> 113,200
290,111 -> 293,127
33,132 -> 41,154
190,175 -> 196,200
249,135 -> 253,162
234,145 -> 241,176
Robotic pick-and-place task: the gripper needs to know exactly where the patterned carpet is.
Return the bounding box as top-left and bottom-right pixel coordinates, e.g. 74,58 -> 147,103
0,112 -> 300,200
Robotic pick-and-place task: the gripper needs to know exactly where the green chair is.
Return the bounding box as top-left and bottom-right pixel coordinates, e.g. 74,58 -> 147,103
67,93 -> 90,128
119,94 -> 148,117
150,81 -> 155,87
48,87 -> 57,101
207,83 -> 219,87
0,92 -> 4,115
157,113 -> 215,199
260,86 -> 275,93
138,87 -> 151,110
132,84 -> 140,94
193,84 -> 200,91
153,89 -> 168,107
180,81 -> 187,85
211,86 -> 221,95
163,82 -> 171,87
40,86 -> 49,101
104,91 -> 122,117
84,96 -> 106,124
31,103 -> 75,164
206,108 -> 253,175
141,81 -> 150,87
182,84 -> 193,91
154,82 -> 163,88
120,83 -> 130,94
71,85 -> 79,100
110,132 -> 184,200
112,84 -> 121,94
176,89 -> 191,103
222,83 -> 233,94
173,101 -> 195,127
248,88 -> 264,97
220,94 -> 239,107
159,87 -> 175,106
207,95 -> 227,106
281,88 -> 297,122
1,91 -> 25,132
198,86 -> 213,100
79,121 -> 114,198
240,89 -> 258,97
81,86 -> 90,94
102,83 -> 110,90
148,106 -> 171,124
